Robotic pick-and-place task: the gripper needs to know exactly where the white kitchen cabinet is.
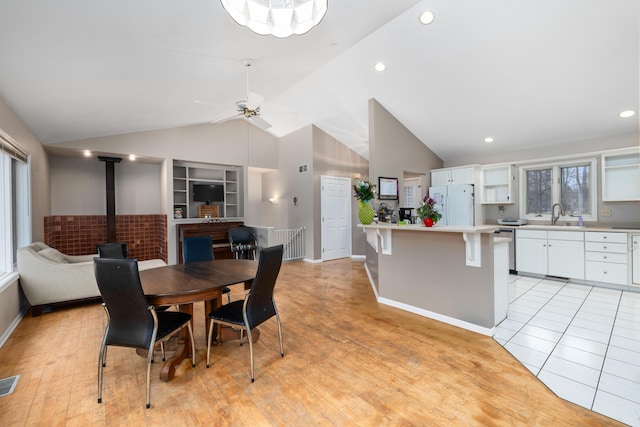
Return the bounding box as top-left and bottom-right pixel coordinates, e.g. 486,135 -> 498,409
632,235 -> 639,286
431,165 -> 478,186
547,231 -> 584,279
602,148 -> 640,201
585,232 -> 628,285
516,229 -> 584,279
516,230 -> 547,275
481,164 -> 514,204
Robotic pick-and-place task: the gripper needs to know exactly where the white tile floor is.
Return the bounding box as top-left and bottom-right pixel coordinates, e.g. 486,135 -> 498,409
493,275 -> 640,426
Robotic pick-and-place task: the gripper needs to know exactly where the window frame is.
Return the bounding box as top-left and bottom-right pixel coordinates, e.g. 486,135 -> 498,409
0,130 -> 31,277
519,157 -> 598,222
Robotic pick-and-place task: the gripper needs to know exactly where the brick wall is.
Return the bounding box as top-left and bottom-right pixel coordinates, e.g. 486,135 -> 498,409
44,215 -> 167,262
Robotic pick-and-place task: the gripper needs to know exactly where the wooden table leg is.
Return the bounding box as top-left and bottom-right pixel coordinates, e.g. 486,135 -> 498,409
158,303 -> 193,382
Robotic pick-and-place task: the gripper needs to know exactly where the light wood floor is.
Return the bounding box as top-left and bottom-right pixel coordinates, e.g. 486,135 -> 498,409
0,259 -> 624,426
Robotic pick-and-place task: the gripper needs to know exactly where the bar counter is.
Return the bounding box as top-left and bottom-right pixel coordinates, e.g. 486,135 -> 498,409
358,223 -> 507,335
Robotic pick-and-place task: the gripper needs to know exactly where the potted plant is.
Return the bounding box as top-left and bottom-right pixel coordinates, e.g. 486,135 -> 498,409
353,180 -> 376,225
417,196 -> 442,227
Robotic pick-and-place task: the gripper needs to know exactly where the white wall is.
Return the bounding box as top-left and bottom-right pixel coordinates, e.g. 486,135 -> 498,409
246,168 -> 265,227
50,156 -> 161,215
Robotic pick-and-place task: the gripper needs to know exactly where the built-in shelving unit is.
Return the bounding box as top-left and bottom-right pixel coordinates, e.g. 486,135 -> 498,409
481,164 -> 514,204
172,160 -> 243,219
602,148 -> 640,201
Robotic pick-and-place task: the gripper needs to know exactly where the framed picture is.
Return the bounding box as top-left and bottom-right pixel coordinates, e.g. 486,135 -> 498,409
378,177 -> 399,200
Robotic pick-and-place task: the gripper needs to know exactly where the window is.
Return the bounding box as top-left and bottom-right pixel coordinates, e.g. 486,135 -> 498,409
0,130 -> 30,277
520,158 -> 597,221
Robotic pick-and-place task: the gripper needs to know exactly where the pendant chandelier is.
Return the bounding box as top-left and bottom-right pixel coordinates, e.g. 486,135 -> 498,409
220,0 -> 328,38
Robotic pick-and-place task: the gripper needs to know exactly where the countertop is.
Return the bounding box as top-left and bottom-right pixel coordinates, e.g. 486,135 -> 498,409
359,222 -> 640,234
358,223 -> 499,234
493,224 -> 640,233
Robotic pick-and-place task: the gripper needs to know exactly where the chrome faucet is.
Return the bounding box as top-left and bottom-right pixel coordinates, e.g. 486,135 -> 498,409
551,203 -> 564,226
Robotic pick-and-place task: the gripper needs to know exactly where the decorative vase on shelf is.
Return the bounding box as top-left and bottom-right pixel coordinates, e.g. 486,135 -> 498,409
423,218 -> 434,227
358,201 -> 375,225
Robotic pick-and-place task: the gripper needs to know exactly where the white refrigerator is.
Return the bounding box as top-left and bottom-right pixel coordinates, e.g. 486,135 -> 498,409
428,184 -> 475,226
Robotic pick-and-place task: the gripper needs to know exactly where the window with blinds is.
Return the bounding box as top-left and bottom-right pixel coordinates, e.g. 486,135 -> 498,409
0,129 -> 30,276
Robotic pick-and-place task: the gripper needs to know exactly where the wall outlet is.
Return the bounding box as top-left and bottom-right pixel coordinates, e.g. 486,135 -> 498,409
600,208 -> 612,217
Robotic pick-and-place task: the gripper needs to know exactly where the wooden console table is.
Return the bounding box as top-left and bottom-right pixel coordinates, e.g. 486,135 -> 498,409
177,221 -> 243,262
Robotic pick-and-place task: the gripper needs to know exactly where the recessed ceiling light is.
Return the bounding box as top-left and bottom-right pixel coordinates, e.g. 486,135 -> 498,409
618,110 -> 636,118
484,137 -> 494,143
374,62 -> 386,72
129,154 -> 136,161
83,150 -> 91,157
419,10 -> 435,25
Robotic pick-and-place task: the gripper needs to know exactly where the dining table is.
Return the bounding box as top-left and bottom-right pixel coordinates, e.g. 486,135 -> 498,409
139,258 -> 258,381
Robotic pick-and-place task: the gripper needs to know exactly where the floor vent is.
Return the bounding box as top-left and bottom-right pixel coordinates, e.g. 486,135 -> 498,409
0,374 -> 20,397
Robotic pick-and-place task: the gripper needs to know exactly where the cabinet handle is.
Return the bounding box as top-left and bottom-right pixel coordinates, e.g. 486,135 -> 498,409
603,246 -> 607,250
603,236 -> 608,239
604,256 -> 607,259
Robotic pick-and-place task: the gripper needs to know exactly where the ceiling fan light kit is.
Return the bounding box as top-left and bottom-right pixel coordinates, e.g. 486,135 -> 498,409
221,0 -> 328,38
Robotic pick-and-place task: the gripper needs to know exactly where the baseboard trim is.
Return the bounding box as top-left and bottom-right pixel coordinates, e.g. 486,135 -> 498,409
0,304 -> 28,349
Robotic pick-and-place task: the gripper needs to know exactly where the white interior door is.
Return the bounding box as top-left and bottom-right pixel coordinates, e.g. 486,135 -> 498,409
321,176 -> 351,261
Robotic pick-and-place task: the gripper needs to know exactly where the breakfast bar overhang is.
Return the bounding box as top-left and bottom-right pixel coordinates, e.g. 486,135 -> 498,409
358,223 -> 508,336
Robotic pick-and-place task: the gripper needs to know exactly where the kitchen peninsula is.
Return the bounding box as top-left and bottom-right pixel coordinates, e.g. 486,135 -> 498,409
359,223 -> 507,335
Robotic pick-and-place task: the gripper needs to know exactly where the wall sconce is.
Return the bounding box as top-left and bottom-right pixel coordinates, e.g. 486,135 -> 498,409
353,173 -> 361,180
269,197 -> 278,205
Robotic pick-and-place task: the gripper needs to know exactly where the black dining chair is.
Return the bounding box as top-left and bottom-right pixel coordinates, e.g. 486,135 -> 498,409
228,226 -> 257,260
94,257 -> 196,409
183,235 -> 231,303
97,242 -> 128,258
98,240 -> 173,340
206,244 -> 284,382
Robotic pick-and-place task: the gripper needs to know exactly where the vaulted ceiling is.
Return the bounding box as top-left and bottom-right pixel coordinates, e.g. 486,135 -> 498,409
0,0 -> 637,162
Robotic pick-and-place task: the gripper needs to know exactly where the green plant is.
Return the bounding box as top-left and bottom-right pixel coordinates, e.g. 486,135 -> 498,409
417,196 -> 442,222
352,180 -> 376,202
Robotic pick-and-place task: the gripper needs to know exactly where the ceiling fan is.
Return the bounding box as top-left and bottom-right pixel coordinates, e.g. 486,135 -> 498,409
211,59 -> 272,130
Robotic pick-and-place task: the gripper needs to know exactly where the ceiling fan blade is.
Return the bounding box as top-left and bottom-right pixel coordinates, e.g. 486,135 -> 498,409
211,111 -> 241,124
246,92 -> 264,110
250,116 -> 272,130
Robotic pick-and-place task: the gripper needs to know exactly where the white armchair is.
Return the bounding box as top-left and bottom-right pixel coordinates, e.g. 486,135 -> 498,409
17,242 -> 166,316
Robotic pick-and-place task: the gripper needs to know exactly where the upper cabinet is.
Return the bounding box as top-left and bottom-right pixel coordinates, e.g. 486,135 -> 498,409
431,165 -> 478,186
602,148 -> 640,201
481,164 -> 515,204
172,160 -> 243,219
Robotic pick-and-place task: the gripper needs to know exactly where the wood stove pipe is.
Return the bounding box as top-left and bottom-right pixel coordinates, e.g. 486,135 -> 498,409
98,156 -> 122,243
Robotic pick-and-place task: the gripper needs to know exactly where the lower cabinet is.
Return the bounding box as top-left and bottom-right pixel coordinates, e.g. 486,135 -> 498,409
633,235 -> 639,286
516,230 -> 585,280
584,232 -> 628,285
547,231 -> 585,279
516,233 -> 547,275
516,229 -> 632,287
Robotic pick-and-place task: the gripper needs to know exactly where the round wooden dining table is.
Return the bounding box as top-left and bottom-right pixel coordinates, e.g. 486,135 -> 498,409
139,259 -> 258,381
